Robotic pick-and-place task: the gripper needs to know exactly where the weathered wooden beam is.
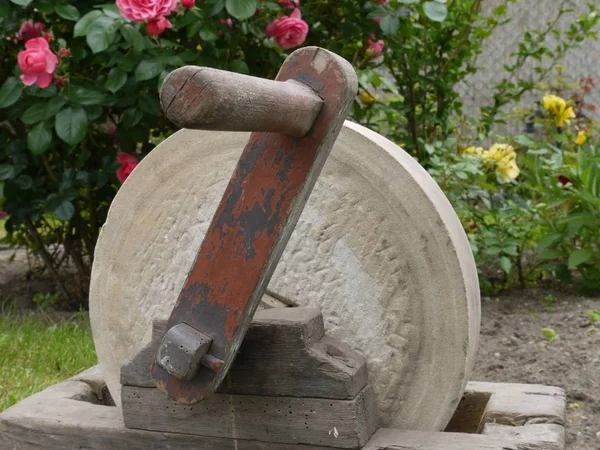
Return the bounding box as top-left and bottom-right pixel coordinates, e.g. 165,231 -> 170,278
0,367 -> 567,450
123,308 -> 368,400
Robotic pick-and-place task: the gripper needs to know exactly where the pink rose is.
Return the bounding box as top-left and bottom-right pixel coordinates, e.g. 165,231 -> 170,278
18,38 -> 58,89
181,0 -> 194,8
366,35 -> 384,58
265,8 -> 308,50
59,48 -> 70,57
0,211 -> 7,220
117,153 -> 138,183
116,0 -> 177,22
146,15 -> 172,36
220,18 -> 233,28
17,21 -> 45,41
276,0 -> 299,8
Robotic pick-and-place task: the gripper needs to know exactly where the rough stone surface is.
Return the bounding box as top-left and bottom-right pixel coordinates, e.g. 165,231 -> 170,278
89,121 -> 480,431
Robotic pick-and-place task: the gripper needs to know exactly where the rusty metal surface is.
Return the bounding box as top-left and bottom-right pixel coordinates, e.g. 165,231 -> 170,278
151,47 -> 357,404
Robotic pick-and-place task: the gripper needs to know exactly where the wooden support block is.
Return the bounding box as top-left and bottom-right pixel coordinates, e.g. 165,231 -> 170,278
465,381 -> 566,427
122,308 -> 368,400
0,367 -> 567,450
122,385 -> 379,449
362,423 -> 565,450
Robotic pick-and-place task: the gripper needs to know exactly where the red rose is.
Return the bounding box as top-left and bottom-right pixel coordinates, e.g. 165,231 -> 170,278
146,16 -> 172,36
117,153 -> 139,183
181,0 -> 195,7
265,8 -> 308,50
17,22 -> 45,41
0,211 -> 7,220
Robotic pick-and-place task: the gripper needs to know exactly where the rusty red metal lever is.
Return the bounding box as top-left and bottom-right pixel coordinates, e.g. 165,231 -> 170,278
150,47 -> 358,404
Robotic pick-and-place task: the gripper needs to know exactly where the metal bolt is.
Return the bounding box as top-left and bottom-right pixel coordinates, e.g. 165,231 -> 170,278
156,323 -> 213,381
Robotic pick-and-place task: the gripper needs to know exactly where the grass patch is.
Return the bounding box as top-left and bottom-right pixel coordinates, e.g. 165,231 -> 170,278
0,310 -> 97,412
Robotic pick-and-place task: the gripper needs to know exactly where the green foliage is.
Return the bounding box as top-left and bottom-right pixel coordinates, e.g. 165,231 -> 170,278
589,310 -> 600,325
0,0 -> 410,305
541,327 -> 559,342
354,0 -> 598,161
32,292 -> 60,308
0,310 -> 96,411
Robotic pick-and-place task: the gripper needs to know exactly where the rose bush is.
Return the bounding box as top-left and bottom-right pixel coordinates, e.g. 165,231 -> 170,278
1,0 -> 423,305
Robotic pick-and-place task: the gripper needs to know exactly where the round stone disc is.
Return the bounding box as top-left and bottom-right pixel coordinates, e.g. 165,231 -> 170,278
89,121 -> 480,431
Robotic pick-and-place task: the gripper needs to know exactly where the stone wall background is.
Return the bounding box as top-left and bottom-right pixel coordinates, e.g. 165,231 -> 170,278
456,0 -> 599,134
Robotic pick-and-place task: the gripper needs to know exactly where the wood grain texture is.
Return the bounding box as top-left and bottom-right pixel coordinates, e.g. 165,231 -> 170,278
466,381 -> 566,427
0,367 -> 566,450
161,66 -> 324,137
151,47 -> 358,404
482,423 -> 565,450
122,385 -> 378,449
362,424 -> 565,450
0,377 -> 335,450
122,308 -> 368,400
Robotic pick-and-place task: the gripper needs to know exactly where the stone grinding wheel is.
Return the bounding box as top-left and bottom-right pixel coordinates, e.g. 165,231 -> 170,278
89,121 -> 480,432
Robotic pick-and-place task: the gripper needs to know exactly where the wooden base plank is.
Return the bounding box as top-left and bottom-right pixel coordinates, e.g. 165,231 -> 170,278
0,367 -> 566,450
122,384 -> 379,449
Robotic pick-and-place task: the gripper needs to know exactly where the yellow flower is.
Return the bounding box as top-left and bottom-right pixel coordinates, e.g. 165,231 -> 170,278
358,90 -> 377,105
464,146 -> 484,156
542,94 -> 576,128
482,143 -> 520,182
575,130 -> 587,146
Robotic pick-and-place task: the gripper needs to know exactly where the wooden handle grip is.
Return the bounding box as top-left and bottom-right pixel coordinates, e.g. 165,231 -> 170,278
160,66 -> 324,137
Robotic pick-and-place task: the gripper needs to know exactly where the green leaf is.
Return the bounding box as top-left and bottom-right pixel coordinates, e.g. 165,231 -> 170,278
54,201 -> 74,221
0,78 -> 23,108
199,26 -> 219,42
423,1 -> 447,22
15,175 -> 32,189
87,16 -> 116,53
55,106 -> 88,146
380,15 -> 399,35
541,328 -> 559,342
205,0 -> 225,15
499,256 -> 512,274
120,24 -> 145,52
0,165 -> 15,181
568,249 -> 593,269
27,122 -> 53,155
138,94 -> 161,115
539,250 -> 566,260
122,107 -> 143,128
229,60 -> 249,74
225,0 -> 256,20
21,97 -> 67,124
105,67 -> 127,93
135,59 -> 167,81
102,4 -> 122,19
536,233 -> 563,252
55,4 -> 80,21
70,86 -> 106,105
74,10 -> 102,37
9,0 -> 33,6
0,0 -> 12,16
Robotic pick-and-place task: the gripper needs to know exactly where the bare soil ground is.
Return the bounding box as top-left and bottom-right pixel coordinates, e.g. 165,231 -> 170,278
473,290 -> 600,450
1,249 -> 599,447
